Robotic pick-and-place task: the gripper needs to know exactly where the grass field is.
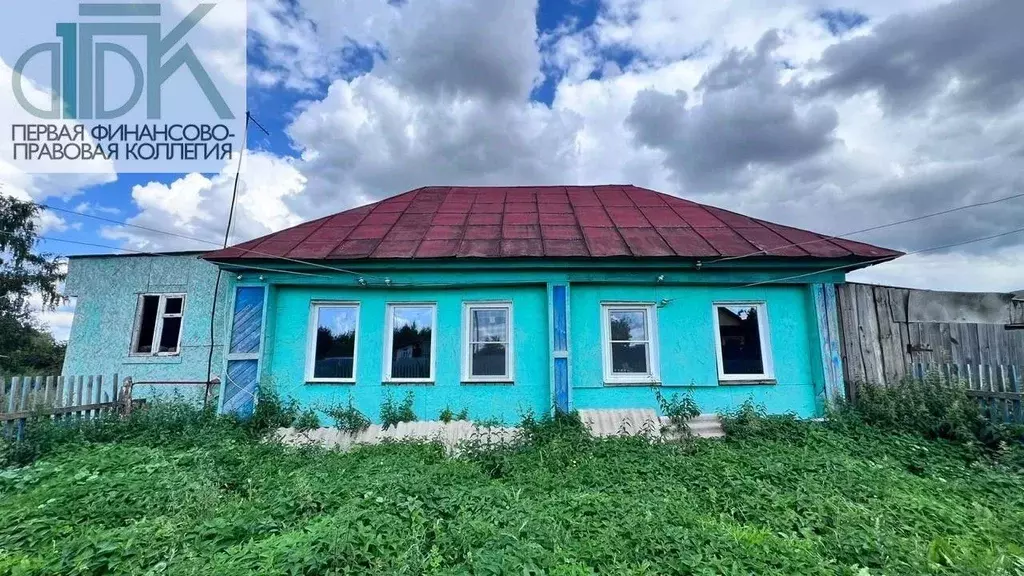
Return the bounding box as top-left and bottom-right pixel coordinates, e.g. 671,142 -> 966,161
1,409 -> 1023,575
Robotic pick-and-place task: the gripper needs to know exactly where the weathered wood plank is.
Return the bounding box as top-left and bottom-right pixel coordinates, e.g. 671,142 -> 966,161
837,284 -> 866,388
856,285 -> 886,385
875,287 -> 906,383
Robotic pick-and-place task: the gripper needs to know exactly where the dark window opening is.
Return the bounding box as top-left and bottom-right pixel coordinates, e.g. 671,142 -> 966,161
608,308 -> 650,375
159,317 -> 182,353
133,295 -> 160,354
717,305 -> 765,376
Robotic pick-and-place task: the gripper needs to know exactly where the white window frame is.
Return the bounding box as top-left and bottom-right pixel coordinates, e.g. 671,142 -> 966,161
600,302 -> 660,384
130,293 -> 186,357
462,301 -> 514,382
712,301 -> 775,382
305,301 -> 360,383
383,302 -> 438,383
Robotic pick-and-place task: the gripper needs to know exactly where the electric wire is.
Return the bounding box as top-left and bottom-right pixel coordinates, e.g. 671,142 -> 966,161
704,190 -> 1024,266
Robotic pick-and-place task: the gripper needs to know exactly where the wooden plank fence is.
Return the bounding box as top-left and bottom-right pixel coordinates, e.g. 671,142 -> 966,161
909,362 -> 1023,424
1,376 -> 220,441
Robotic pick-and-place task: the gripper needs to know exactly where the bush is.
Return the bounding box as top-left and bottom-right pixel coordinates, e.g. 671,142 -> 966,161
247,384 -> 299,438
721,400 -> 808,441
294,408 -> 321,432
842,373 -> 985,444
1,399 -> 242,467
438,405 -> 469,423
654,388 -> 700,434
325,399 -> 371,434
380,392 -> 416,429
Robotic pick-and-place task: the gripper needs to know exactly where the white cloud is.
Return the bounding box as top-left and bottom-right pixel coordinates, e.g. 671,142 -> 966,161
98,0 -> 1024,301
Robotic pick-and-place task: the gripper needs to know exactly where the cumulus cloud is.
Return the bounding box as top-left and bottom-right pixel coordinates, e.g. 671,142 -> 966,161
627,31 -> 839,190
98,0 -> 1024,297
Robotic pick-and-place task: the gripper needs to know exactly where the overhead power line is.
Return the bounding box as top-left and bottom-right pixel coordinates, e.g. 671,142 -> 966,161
706,190 -> 1024,265
22,233 -> 327,278
34,202 -> 385,282
739,224 -> 1024,289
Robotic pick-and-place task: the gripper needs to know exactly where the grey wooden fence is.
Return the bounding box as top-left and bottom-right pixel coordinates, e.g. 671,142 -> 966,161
1,374 -> 126,438
911,362 -> 1023,423
837,283 -> 1024,387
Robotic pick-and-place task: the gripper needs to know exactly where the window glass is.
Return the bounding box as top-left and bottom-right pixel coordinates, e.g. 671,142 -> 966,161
717,305 -> 765,375
607,308 -> 649,374
389,306 -> 434,379
312,306 -> 357,379
134,295 -> 160,354
469,307 -> 509,378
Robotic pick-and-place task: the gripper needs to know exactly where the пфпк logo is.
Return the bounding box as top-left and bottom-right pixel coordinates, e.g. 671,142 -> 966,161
2,1 -> 246,173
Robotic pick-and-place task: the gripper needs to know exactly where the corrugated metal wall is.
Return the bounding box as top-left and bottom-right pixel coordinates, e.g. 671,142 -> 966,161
836,283 -> 1024,387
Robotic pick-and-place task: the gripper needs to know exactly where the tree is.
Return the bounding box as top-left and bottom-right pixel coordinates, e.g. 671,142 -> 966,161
0,196 -> 67,375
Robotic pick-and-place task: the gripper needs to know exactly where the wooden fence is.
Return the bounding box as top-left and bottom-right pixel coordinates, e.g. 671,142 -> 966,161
1,376 -> 220,440
836,283 -> 1024,387
911,362 -> 1023,424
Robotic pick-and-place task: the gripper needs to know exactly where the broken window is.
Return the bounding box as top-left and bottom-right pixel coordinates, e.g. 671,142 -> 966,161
132,294 -> 185,355
714,303 -> 773,381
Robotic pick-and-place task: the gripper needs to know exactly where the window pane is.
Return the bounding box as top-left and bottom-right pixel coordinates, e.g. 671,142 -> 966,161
164,297 -> 183,315
611,342 -> 648,374
718,306 -> 765,375
158,317 -> 182,353
471,343 -> 507,377
609,310 -> 647,341
390,306 -> 433,379
472,308 -> 507,343
134,295 -> 160,353
313,307 -> 357,379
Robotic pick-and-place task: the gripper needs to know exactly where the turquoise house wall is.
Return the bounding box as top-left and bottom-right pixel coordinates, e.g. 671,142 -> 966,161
569,283 -> 822,417
241,262 -> 847,422
262,283 -> 551,424
63,253 -> 233,401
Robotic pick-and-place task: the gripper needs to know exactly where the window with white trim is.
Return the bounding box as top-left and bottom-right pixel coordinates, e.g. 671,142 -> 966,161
463,302 -> 513,381
601,303 -> 659,383
713,302 -> 774,381
306,303 -> 359,382
384,303 -> 436,382
131,294 -> 185,355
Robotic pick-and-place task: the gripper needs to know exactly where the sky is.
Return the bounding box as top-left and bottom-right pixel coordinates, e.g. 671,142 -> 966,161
3,0 -> 1023,341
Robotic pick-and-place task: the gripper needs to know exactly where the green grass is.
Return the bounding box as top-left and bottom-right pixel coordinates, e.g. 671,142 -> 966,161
1,415 -> 1024,575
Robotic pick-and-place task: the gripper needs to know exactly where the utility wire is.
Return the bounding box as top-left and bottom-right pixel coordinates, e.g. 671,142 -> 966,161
738,224 -> 1024,289
35,202 -> 385,281
22,233 -> 326,278
705,190 -> 1024,265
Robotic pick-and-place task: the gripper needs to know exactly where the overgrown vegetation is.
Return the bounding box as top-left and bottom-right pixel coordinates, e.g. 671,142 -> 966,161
836,373 -> 1024,451
294,408 -> 321,432
3,377 -> 1024,574
438,405 -> 469,423
325,398 -> 371,434
380,391 -> 417,429
654,387 -> 701,434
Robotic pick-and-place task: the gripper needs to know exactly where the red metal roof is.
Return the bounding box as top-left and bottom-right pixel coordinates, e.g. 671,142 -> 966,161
203,185 -> 902,262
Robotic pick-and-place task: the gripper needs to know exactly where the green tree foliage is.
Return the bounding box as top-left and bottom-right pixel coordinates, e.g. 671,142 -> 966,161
0,196 -> 66,375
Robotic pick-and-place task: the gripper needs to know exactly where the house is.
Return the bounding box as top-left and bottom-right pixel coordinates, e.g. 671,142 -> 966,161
62,185 -> 901,422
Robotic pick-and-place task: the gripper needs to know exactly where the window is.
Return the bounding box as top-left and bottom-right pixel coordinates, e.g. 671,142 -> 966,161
306,303 -> 359,382
131,294 -> 185,355
713,302 -> 774,381
384,304 -> 436,382
601,303 -> 659,383
463,302 -> 513,381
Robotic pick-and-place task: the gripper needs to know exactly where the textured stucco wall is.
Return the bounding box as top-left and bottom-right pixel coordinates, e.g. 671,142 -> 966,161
264,283 -> 551,425
62,253 -> 233,401
569,283 -> 822,417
